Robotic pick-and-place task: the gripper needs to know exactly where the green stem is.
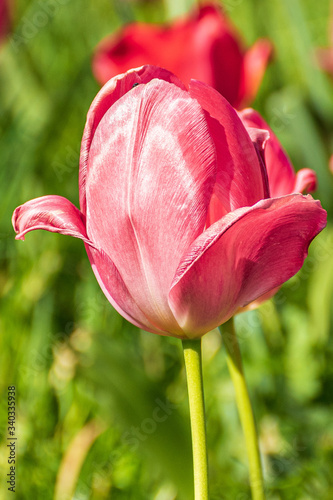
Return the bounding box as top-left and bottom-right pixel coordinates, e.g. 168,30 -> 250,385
182,338 -> 209,500
219,319 -> 265,500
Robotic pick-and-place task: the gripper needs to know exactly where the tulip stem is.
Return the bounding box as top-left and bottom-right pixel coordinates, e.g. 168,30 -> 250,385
219,319 -> 265,500
182,338 -> 209,500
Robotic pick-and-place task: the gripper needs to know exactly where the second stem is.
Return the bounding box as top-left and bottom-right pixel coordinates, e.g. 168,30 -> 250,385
219,318 -> 266,500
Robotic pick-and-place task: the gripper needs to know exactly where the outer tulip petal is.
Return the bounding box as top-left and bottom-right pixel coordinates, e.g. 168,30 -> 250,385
79,65 -> 186,214
189,80 -> 268,211
85,245 -> 171,336
169,194 -> 327,337
12,195 -> 93,246
85,79 -> 216,336
241,38 -> 273,107
239,108 -> 317,197
237,286 -> 281,313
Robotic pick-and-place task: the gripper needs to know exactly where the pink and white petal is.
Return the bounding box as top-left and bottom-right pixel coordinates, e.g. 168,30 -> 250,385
85,245 -> 173,336
169,194 -> 326,338
240,38 -> 273,107
12,195 -> 92,245
189,80 -> 267,211
85,79 -> 216,336
293,168 -> 317,194
79,65 -> 186,214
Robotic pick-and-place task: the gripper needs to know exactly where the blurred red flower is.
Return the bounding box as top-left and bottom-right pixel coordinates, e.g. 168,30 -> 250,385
316,4 -> 333,76
0,0 -> 11,43
92,4 -> 272,108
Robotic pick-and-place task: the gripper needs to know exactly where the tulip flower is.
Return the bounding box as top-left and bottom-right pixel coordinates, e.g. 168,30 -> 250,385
92,4 -> 272,108
13,65 -> 327,340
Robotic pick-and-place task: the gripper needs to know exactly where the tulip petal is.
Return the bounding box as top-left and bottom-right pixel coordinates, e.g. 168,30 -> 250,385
241,38 -> 273,106
85,245 -> 169,336
237,286 -> 281,313
85,79 -> 216,336
79,65 -> 186,214
244,126 -> 270,199
239,108 -> 318,197
12,195 -> 165,334
169,194 -> 326,337
189,80 -> 268,212
12,195 -> 92,245
239,108 -> 294,196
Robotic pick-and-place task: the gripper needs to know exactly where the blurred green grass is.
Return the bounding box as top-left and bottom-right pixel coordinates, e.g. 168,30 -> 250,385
0,0 -> 333,499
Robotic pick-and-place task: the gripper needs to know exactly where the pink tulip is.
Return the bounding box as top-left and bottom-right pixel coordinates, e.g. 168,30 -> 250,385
92,4 -> 272,108
13,66 -> 326,339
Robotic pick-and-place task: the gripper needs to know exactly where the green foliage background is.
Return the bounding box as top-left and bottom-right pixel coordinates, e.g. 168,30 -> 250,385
0,0 -> 333,499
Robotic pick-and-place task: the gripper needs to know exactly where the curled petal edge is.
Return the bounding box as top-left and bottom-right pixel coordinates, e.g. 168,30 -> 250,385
294,168 -> 317,194
12,195 -> 94,248
12,195 -> 167,336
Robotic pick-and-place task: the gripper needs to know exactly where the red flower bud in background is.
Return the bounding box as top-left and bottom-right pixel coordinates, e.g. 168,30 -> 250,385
92,4 -> 272,108
0,0 -> 11,43
13,66 -> 326,339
